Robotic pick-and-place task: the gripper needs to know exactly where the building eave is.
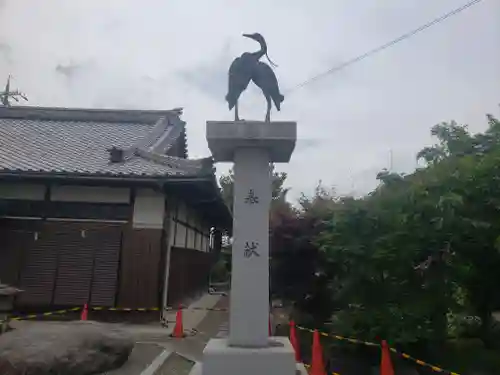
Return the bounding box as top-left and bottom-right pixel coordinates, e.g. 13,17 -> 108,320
0,170 -> 209,184
0,105 -> 183,124
0,170 -> 232,229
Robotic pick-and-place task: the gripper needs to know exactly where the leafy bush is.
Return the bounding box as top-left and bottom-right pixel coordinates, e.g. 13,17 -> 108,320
447,313 -> 482,338
210,258 -> 230,283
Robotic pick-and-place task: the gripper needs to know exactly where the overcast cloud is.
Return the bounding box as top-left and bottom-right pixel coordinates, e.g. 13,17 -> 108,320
1,0 -> 499,201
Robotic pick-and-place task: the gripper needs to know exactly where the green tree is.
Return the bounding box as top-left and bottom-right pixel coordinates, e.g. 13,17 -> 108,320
414,113 -> 500,346
416,120 -> 474,164
313,111 -> 500,349
270,182 -> 339,325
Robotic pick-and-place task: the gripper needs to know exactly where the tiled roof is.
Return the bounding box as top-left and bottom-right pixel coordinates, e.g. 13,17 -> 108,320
0,106 -> 213,179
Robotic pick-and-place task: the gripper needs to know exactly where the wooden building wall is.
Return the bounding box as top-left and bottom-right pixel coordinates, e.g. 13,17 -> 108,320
165,199 -> 214,306
0,183 -> 163,310
0,220 -> 123,308
0,182 -> 217,311
117,228 -> 163,308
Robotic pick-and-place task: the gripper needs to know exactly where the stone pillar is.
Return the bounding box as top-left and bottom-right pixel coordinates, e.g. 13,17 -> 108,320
230,147 -> 272,347
191,120 -> 305,375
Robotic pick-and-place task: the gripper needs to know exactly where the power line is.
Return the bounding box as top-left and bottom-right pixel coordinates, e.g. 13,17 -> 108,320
285,0 -> 484,94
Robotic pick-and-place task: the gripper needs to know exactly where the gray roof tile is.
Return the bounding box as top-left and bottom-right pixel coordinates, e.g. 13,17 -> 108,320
0,106 -> 212,178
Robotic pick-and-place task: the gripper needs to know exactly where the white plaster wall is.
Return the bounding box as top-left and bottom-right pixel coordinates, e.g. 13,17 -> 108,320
193,216 -> 206,252
194,230 -> 200,250
201,234 -> 207,252
51,186 -> 130,203
161,210 -> 176,317
196,231 -> 202,251
175,223 -> 187,247
177,201 -> 187,222
199,234 -> 205,251
187,227 -> 195,249
0,183 -> 46,200
132,188 -> 165,229
169,198 -> 213,252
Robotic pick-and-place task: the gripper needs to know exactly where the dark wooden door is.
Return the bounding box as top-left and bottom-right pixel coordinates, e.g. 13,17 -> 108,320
88,224 -> 122,307
17,223 -> 59,306
0,221 -> 33,286
14,221 -> 123,308
52,223 -> 93,306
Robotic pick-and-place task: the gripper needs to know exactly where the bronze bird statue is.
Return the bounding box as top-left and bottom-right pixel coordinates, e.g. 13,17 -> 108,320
225,33 -> 284,122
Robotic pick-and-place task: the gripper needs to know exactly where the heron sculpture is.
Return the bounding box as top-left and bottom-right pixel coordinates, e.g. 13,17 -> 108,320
226,33 -> 284,122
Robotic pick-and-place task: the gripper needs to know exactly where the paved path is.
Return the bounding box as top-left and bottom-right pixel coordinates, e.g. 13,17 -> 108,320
155,296 -> 229,373
106,295 -> 229,375
94,293 -> 227,375
162,295 -> 229,362
103,343 -> 165,375
154,352 -> 195,375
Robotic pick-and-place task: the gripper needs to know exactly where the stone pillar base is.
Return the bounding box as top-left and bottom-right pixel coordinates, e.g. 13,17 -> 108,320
190,337 -> 302,375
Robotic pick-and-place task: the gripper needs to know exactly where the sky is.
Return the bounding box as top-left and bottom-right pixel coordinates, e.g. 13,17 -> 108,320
0,0 -> 499,202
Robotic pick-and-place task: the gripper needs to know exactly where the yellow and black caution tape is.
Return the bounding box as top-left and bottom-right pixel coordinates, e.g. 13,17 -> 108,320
164,305 -> 228,312
187,306 -> 228,312
303,362 -> 341,375
1,306 -> 160,324
91,306 -> 160,312
1,306 -> 460,375
91,305 -> 226,312
1,304 -> 227,324
6,307 -> 82,322
185,327 -> 342,375
389,348 -> 460,375
1,304 -> 230,324
295,325 -> 460,375
296,325 -> 378,347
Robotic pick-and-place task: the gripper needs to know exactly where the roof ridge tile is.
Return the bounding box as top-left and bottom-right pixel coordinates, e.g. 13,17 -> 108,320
134,148 -> 214,175
0,105 -> 183,124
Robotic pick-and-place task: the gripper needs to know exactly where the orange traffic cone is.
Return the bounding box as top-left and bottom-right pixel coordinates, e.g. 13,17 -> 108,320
80,303 -> 88,321
289,320 -> 301,362
310,330 -> 327,375
171,304 -> 185,338
380,340 -> 395,375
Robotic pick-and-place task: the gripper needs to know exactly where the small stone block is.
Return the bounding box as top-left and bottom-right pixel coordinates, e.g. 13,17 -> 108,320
189,361 -> 307,375
206,121 -> 297,163
198,337 -> 297,375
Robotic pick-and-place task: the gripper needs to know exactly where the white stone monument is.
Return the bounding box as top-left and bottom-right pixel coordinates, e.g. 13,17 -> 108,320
190,120 -> 306,375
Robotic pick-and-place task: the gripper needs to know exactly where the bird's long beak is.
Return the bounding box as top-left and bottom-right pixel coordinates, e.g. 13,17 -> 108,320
242,33 -> 253,39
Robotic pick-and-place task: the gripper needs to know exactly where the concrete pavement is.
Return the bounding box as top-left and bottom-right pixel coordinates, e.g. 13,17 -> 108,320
120,294 -> 229,375
8,292 -> 227,375
160,295 -> 229,361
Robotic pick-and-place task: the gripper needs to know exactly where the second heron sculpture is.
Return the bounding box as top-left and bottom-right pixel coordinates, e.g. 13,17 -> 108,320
226,33 -> 284,122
